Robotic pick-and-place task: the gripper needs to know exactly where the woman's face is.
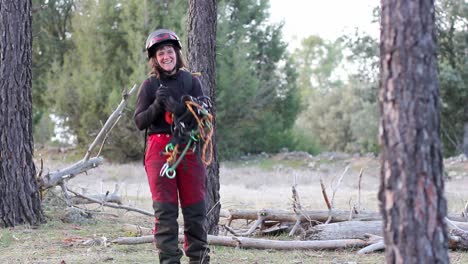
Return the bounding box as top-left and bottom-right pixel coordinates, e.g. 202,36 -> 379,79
156,45 -> 177,73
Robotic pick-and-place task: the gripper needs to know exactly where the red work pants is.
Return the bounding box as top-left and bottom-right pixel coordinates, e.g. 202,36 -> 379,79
145,133 -> 209,264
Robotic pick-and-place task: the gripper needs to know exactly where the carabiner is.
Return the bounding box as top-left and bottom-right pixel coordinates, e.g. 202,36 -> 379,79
159,162 -> 169,177
165,143 -> 175,153
165,168 -> 176,179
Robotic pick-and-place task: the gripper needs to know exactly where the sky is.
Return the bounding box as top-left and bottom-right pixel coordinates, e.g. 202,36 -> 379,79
268,0 -> 379,49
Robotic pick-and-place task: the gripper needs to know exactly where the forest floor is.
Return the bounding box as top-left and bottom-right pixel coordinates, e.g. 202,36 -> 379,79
0,149 -> 467,264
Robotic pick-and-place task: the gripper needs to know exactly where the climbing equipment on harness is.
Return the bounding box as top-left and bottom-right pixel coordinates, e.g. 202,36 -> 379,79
159,96 -> 214,178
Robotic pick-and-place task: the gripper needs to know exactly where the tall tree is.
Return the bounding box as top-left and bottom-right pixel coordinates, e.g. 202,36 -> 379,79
379,0 -> 449,262
215,0 -> 300,158
437,0 -> 468,156
187,0 -> 219,235
0,0 -> 44,227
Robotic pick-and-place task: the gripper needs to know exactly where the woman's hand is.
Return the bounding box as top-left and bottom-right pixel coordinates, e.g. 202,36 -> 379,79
165,96 -> 187,116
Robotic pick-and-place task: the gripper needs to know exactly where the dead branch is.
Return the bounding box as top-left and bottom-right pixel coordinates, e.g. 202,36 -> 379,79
325,165 -> 349,224
463,200 -> 468,222
71,184 -> 122,205
320,177 -> 331,210
66,188 -> 153,216
111,234 -> 372,250
84,84 -> 137,161
221,209 -> 381,223
39,84 -> 137,190
357,240 -> 385,254
357,168 -> 363,213
40,157 -> 104,189
122,224 -> 153,236
306,221 -> 382,240
289,184 -> 305,237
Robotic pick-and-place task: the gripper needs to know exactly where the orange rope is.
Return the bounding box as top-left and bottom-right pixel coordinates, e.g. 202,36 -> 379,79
185,101 -> 214,166
164,144 -> 179,165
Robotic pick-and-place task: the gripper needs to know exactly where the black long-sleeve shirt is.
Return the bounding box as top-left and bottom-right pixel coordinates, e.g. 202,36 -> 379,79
133,70 -> 204,135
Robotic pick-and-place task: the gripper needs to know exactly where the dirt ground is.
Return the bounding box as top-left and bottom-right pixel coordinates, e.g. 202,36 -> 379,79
1,150 -> 467,263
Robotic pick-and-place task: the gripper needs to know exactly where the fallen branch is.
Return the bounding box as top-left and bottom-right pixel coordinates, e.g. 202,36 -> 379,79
220,209 -> 465,225
122,224 -> 153,236
221,209 -> 381,223
66,188 -> 153,216
71,184 -> 122,205
112,234 -> 372,250
357,240 -> 385,254
40,157 -> 104,189
306,221 -> 382,240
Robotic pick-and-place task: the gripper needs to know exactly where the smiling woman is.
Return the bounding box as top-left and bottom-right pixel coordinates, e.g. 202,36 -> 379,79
268,0 -> 378,48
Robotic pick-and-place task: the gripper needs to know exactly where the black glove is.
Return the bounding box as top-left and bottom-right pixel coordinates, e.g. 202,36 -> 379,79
165,96 -> 187,116
155,84 -> 170,105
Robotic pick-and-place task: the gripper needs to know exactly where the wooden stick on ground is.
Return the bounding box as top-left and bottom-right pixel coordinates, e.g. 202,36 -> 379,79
66,188 -> 153,216
71,184 -> 122,205
112,234 -> 372,250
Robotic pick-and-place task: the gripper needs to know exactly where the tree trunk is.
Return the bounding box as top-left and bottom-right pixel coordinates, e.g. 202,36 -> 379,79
187,0 -> 219,235
379,0 -> 449,263
0,0 -> 44,227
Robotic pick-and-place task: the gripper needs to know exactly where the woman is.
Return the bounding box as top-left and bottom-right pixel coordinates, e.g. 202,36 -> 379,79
134,29 -> 210,264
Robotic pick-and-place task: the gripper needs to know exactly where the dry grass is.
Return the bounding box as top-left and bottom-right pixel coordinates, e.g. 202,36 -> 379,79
1,150 -> 467,263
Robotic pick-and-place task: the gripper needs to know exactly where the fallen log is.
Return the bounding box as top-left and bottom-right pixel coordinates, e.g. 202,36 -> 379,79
307,219 -> 468,241
111,234 -> 372,250
220,209 -> 468,225
221,209 -> 381,224
307,221 -> 382,240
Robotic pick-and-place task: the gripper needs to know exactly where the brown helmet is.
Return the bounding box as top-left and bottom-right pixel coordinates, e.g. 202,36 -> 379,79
145,29 -> 182,58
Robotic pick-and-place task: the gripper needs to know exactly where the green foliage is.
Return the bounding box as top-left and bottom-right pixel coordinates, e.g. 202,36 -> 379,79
215,0 -> 301,159
32,0 -> 74,143
294,36 -> 345,95
296,81 -> 379,154
436,0 -> 468,156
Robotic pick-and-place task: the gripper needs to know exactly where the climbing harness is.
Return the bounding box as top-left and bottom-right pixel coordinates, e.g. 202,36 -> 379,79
159,96 -> 214,178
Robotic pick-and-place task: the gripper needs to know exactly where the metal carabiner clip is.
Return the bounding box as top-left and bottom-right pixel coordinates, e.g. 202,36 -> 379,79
159,162 -> 169,177
165,143 -> 175,153
165,168 -> 176,179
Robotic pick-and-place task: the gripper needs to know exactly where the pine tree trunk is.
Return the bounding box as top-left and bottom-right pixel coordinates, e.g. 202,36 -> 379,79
187,0 -> 220,235
379,0 -> 449,263
0,0 -> 44,227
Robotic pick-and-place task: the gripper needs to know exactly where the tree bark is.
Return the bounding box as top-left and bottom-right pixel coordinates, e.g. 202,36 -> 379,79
379,0 -> 449,263
0,0 -> 44,227
187,0 -> 220,235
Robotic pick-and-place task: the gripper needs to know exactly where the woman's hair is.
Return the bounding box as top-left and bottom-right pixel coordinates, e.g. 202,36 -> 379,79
149,44 -> 187,78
